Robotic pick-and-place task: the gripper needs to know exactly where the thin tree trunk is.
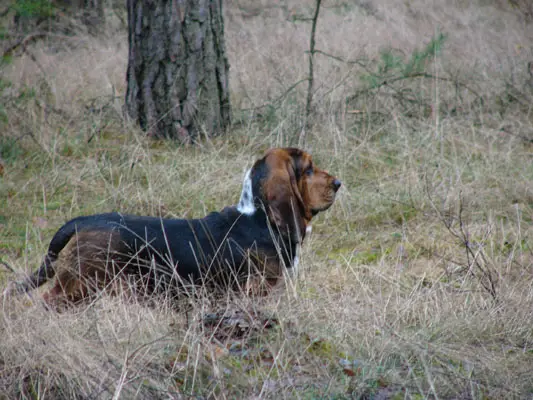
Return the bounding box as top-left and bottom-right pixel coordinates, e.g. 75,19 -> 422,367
301,0 -> 321,147
125,0 -> 231,142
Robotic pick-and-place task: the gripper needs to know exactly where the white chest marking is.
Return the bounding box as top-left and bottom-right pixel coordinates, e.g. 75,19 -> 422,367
237,168 -> 256,215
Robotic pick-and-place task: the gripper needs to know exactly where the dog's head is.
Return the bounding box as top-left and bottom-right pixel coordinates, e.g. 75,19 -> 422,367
238,148 -> 341,241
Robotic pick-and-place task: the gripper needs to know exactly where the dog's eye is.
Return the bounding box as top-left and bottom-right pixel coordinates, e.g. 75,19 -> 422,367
305,166 -> 313,176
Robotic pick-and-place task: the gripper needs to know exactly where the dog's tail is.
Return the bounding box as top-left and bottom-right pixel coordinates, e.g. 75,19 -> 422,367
8,219 -> 82,294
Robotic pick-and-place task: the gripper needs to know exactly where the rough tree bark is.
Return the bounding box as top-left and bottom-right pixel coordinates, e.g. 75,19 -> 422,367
125,0 -> 231,141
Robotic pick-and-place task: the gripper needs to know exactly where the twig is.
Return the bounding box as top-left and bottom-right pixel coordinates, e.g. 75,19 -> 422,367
310,48 -> 368,67
0,6 -> 11,17
455,196 -> 497,300
239,78 -> 309,112
501,128 -> 533,144
2,31 -> 85,59
426,182 -> 498,300
0,260 -> 15,274
301,0 -> 322,147
2,32 -> 48,58
345,72 -> 482,105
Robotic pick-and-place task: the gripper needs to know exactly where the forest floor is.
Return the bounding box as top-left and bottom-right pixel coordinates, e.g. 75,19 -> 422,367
1,1 -> 533,398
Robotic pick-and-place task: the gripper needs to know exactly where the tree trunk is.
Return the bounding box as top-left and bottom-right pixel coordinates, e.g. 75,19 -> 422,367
125,0 -> 231,142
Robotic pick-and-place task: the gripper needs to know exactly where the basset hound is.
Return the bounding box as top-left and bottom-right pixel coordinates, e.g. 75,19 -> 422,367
7,148 -> 341,305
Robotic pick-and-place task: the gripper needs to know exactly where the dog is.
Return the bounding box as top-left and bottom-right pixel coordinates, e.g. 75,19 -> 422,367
5,148 -> 341,305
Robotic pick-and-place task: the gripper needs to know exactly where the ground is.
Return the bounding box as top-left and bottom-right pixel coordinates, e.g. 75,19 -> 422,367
1,0 -> 533,398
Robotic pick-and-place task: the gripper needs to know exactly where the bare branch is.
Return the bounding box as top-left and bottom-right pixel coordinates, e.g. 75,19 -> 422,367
0,260 -> 15,273
0,6 -> 11,17
346,72 -> 482,105
2,32 -> 48,58
300,0 -> 322,147
239,78 -> 309,113
310,48 -> 368,67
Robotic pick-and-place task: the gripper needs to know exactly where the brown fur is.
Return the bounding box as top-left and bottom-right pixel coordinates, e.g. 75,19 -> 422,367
261,148 -> 338,240
44,230 -> 126,305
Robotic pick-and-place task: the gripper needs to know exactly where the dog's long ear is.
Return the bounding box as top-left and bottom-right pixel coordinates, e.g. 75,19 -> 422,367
263,155 -> 309,242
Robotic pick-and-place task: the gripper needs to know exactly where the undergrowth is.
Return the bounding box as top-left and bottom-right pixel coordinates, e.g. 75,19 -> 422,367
1,0 -> 533,398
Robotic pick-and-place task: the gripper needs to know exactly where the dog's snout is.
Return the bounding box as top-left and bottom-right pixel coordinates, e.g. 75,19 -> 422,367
332,178 -> 342,192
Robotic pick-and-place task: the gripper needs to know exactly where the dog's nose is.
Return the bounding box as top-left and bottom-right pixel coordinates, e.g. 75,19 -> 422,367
333,179 -> 342,192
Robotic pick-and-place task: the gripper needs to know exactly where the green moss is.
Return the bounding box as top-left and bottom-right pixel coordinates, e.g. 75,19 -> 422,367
0,137 -> 25,163
45,202 -> 62,211
12,0 -> 56,18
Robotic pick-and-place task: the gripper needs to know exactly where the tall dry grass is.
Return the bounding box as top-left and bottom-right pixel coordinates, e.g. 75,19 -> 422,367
1,0 -> 533,398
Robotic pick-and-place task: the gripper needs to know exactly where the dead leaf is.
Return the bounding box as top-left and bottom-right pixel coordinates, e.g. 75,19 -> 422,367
339,358 -> 364,377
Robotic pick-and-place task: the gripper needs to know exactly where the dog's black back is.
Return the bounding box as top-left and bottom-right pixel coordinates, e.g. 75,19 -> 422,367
40,208 -> 294,293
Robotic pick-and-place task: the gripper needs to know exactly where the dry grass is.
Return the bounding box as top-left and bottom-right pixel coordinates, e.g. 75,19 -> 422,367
1,0 -> 533,398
